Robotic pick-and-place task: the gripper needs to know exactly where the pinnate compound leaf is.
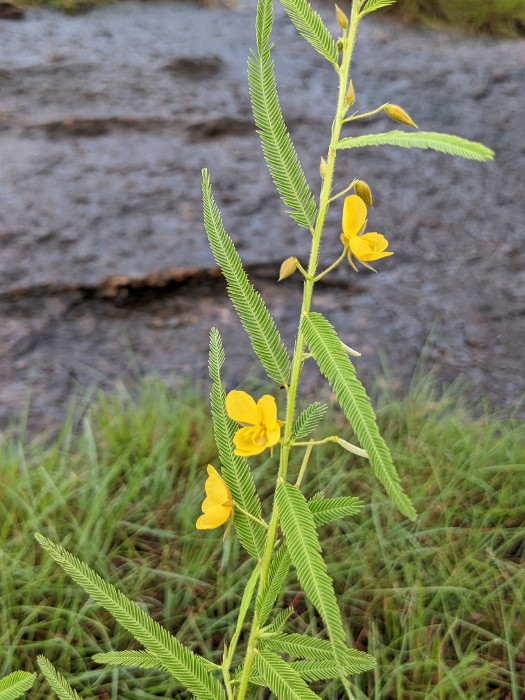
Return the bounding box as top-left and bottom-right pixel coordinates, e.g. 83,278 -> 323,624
361,0 -> 397,15
264,606 -> 295,635
0,672 -> 35,700
292,402 -> 327,441
337,130 -> 494,161
309,495 -> 364,526
254,648 -> 321,699
291,657 -> 373,681
93,650 -> 164,670
276,482 -> 349,681
280,0 -> 338,66
202,172 -> 290,386
209,329 -> 266,559
256,543 -> 292,626
248,15 -> 317,231
301,312 -> 416,520
256,0 -> 274,53
36,658 -> 84,700
35,534 -> 226,700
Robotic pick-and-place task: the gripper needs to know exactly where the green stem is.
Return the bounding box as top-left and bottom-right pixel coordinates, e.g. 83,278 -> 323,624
234,8 -> 361,699
294,441 -> 314,488
313,249 -> 348,282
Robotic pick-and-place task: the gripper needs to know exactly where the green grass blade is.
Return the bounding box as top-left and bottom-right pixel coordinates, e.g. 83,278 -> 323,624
256,544 -> 292,626
248,41 -> 317,231
208,328 -> 266,559
34,534 -> 226,700
36,658 -> 84,700
202,171 -> 290,386
0,672 -> 35,700
309,495 -> 364,526
254,648 -> 321,699
92,651 -> 164,670
301,312 -> 417,520
276,482 -> 349,682
361,0 -> 397,15
280,0 -> 338,65
337,130 -> 494,161
292,403 -> 327,441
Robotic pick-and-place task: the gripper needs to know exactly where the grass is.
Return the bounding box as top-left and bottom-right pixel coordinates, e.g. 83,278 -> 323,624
1,373 -> 523,699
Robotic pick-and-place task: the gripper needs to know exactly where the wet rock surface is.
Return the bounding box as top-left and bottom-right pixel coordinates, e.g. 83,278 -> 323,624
1,1 -> 524,434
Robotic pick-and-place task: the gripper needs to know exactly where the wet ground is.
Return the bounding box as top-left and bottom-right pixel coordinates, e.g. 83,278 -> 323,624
1,1 -> 524,434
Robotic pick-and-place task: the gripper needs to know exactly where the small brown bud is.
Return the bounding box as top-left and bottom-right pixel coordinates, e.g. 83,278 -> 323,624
345,79 -> 355,106
335,4 -> 348,30
354,180 -> 373,207
336,38 -> 344,53
319,156 -> 327,179
384,103 -> 418,129
278,257 -> 297,281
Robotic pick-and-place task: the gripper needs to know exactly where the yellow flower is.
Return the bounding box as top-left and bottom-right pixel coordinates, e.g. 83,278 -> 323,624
225,390 -> 284,457
196,465 -> 233,530
340,194 -> 393,272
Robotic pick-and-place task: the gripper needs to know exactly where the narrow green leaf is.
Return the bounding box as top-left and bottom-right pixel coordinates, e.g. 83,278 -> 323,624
301,312 -> 417,520
202,172 -> 290,386
309,495 -> 364,526
276,482 -> 348,681
209,329 -> 266,559
256,0 -> 274,53
337,130 -> 494,161
262,633 -> 376,674
292,402 -> 327,441
35,534 -> 226,700
248,40 -> 317,230
280,0 -> 338,65
36,658 -> 84,700
361,0 -> 397,15
256,544 -> 292,626
0,672 -> 35,700
93,650 -> 164,670
254,648 -> 321,699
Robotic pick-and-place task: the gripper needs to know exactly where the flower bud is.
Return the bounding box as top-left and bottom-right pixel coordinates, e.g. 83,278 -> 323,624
335,4 -> 348,30
336,38 -> 344,53
354,179 -> 373,207
384,103 -> 418,129
320,156 -> 327,179
345,80 -> 355,106
278,257 -> 297,281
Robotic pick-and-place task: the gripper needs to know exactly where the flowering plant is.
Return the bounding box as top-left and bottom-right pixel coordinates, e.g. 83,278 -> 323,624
12,2 -> 494,700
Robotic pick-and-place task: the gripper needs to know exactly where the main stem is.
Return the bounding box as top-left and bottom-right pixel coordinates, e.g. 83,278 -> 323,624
234,9 -> 360,699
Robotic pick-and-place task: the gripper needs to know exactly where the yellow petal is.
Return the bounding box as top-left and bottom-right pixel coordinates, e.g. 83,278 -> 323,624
233,426 -> 267,456
349,233 -> 393,262
257,394 -> 278,427
225,390 -> 259,426
342,195 -> 367,239
205,464 -> 230,504
265,422 -> 281,448
196,504 -> 231,529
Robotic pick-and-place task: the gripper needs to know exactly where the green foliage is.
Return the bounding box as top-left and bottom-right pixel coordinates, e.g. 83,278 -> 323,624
92,651 -> 164,670
276,482 -> 350,684
256,544 -> 292,626
361,0 -> 398,16
280,0 -> 339,65
202,170 -> 290,386
248,2 -> 318,231
292,403 -> 328,441
254,648 -> 321,699
34,534 -> 226,700
308,495 -> 364,526
0,672 -> 35,700
337,130 -> 495,161
302,312 -> 417,520
208,328 -> 266,558
36,657 -> 84,700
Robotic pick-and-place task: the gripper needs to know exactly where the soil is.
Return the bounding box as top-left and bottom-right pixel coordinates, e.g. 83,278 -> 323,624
0,1 -> 524,435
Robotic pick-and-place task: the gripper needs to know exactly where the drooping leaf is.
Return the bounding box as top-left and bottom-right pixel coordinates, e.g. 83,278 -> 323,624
275,482 -> 349,682
209,329 -> 266,558
36,658 -> 84,700
337,130 -> 494,161
309,495 -> 364,526
35,534 -> 225,700
254,648 -> 321,699
248,18 -> 317,230
360,0 -> 397,15
202,172 -> 290,386
256,543 -> 292,626
292,403 -> 327,441
301,312 -> 417,520
0,672 -> 35,700
280,0 -> 338,66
